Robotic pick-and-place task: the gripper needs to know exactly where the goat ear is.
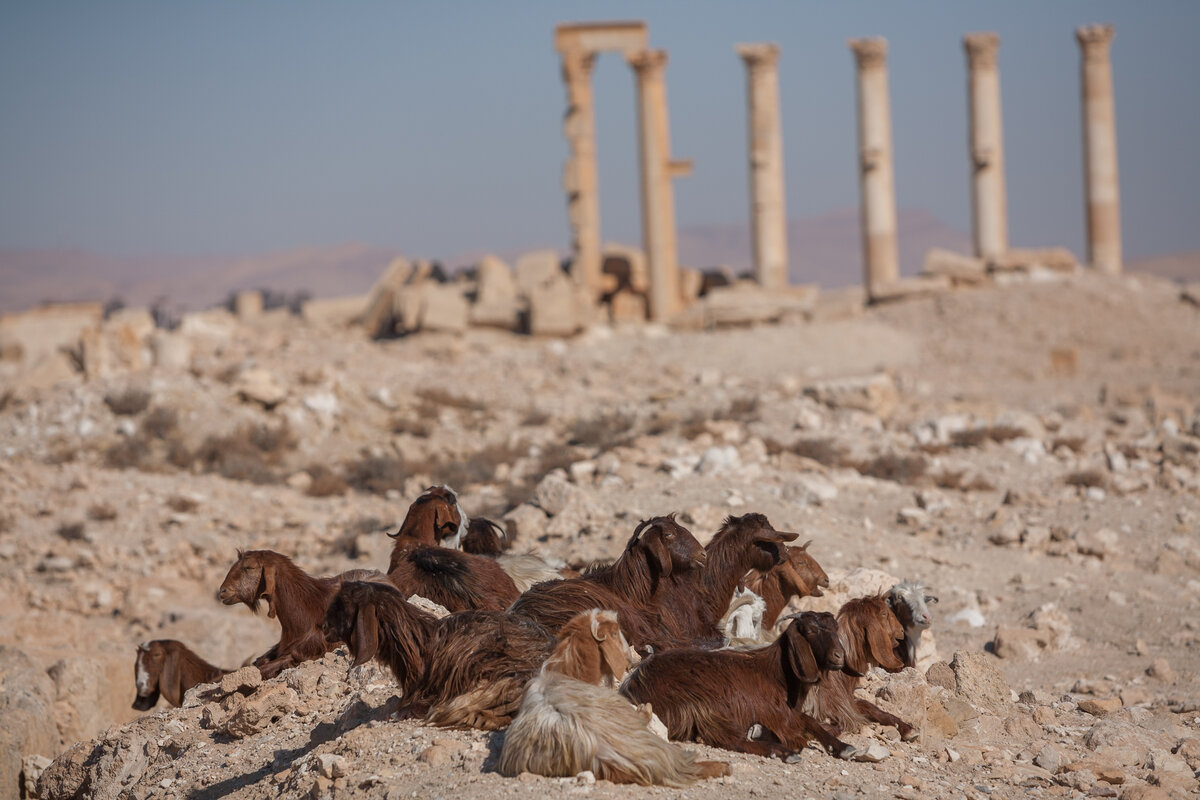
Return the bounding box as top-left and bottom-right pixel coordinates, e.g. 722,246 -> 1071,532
646,532 -> 673,578
868,618 -> 906,671
350,603 -> 379,666
261,563 -> 278,619
784,626 -> 820,684
590,614 -> 606,641
160,647 -> 183,707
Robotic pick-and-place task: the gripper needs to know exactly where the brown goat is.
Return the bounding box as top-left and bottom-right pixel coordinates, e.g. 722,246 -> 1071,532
508,515 -> 706,650
620,612 -> 856,760
460,517 -> 508,556
217,549 -> 386,678
322,580 -> 556,729
745,540 -> 830,629
499,609 -> 730,785
394,485 -> 468,546
656,513 -> 797,646
802,594 -> 916,741
133,640 -> 228,710
386,535 -> 519,612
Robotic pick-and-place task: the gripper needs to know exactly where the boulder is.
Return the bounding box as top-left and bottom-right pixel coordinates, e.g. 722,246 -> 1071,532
220,684 -> 298,738
949,650 -> 1011,714
359,256 -> 413,337
0,302 -> 103,365
149,331 -> 191,371
234,290 -> 263,319
0,645 -> 60,798
528,273 -> 581,336
301,294 -> 369,329
420,284 -> 469,334
178,309 -> 237,340
805,373 -> 898,419
47,657 -> 112,745
676,281 -> 817,329
515,250 -> 563,297
234,367 -> 288,408
470,255 -> 519,329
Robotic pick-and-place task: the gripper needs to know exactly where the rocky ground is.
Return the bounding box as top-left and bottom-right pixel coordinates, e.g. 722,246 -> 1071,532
1,272 -> 1198,800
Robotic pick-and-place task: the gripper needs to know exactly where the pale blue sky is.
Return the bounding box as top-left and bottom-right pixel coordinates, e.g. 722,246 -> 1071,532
1,1 -> 1197,263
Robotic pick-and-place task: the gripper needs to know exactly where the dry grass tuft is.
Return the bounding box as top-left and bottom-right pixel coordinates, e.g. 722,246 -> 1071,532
104,388 -> 151,416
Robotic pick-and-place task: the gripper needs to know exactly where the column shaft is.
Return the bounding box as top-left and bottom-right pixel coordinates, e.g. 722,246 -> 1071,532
737,43 -> 789,289
560,50 -> 603,294
1077,24 -> 1122,274
849,38 -> 899,298
964,33 -> 1009,261
629,50 -> 682,322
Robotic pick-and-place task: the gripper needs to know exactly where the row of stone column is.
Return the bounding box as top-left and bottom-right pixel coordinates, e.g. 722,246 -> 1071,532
849,25 -> 1122,300
559,23 -> 1123,315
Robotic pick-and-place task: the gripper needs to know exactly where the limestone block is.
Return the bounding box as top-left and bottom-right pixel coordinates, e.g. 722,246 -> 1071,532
609,289 -> 647,323
0,301 -> 103,364
179,309 -> 237,340
359,256 -> 412,337
421,284 -> 469,334
471,255 -> 519,329
804,372 -> 898,418
234,290 -> 263,319
150,331 -> 192,370
679,281 -> 817,329
528,273 -> 580,336
301,294 -> 369,329
234,367 -> 288,408
990,247 -> 1078,273
870,275 -> 953,303
515,250 -> 563,298
923,248 -> 988,284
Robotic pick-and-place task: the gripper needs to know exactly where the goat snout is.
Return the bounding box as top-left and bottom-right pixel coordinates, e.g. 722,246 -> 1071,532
217,588 -> 237,604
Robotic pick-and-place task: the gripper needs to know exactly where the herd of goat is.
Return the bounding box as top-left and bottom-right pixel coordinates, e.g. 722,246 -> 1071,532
132,485 -> 938,786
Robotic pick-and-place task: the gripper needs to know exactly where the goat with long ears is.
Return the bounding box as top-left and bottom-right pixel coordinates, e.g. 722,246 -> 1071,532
621,612 -> 858,760
132,640 -> 228,710
744,539 -> 830,629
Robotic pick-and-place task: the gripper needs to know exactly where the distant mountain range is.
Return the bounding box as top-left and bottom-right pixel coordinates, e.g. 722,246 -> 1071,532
1,208 -> 1194,314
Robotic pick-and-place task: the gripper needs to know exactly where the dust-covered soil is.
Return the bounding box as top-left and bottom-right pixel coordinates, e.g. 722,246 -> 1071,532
2,273 -> 1199,800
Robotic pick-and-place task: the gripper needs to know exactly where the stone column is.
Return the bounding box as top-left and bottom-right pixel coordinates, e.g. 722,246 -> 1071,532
1077,24 -> 1122,274
849,37 -> 899,298
737,43 -> 789,290
964,33 -> 1009,262
560,48 -> 603,294
629,49 -> 689,321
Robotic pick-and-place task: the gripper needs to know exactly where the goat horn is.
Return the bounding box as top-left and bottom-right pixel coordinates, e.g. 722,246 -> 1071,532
801,539 -> 813,550
386,529 -> 400,539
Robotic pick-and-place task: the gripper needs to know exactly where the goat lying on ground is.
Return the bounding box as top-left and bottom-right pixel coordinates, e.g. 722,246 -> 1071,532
386,535 -> 519,612
132,639 -> 228,710
500,609 -> 730,785
802,594 -> 917,741
394,485 -> 469,547
509,515 -> 706,650
323,580 -> 556,729
217,549 -> 386,679
620,612 -> 857,760
745,540 -> 829,629
887,580 -> 937,668
656,513 -> 796,647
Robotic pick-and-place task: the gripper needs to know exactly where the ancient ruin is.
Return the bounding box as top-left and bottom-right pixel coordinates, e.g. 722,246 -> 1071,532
1077,24 -> 1123,275
737,43 -> 789,290
964,33 -> 1009,263
848,37 -> 900,301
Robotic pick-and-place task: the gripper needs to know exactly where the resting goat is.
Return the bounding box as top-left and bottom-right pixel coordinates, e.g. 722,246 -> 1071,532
217,549 -> 386,678
386,535 -> 519,613
656,513 -> 796,646
621,612 -> 857,760
802,594 -> 916,741
323,580 -> 555,729
745,540 -> 829,629
887,580 -> 937,669
132,639 -> 228,710
394,484 -> 470,547
509,515 -> 706,650
500,609 -> 730,785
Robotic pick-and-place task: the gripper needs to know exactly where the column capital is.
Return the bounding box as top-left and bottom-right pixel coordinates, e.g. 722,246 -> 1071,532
560,48 -> 597,81
1076,24 -> 1115,61
736,42 -> 780,68
627,48 -> 668,74
848,37 -> 888,69
963,32 -> 1000,69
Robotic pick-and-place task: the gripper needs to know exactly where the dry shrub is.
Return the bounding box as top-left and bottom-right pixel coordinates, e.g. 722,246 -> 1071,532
429,439 -> 531,490
391,416 -> 432,438
343,455 -> 408,495
166,495 -> 198,513
44,439 -> 79,465
141,406 -> 179,439
104,388 -> 151,416
1050,435 -> 1087,454
104,436 -> 153,470
306,465 -> 349,497
57,521 -> 86,541
193,421 -> 295,485
87,503 -> 118,521
166,441 -> 193,469
951,425 -> 1026,448
569,411 -> 635,449
1065,469 -> 1107,489
791,438 -> 850,468
414,387 -> 487,412
851,453 -> 929,484
0,513 -> 12,533
932,468 -> 996,492
717,396 -> 760,422
522,408 -> 551,426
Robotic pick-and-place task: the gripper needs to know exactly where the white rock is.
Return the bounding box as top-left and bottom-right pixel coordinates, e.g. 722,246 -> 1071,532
948,607 -> 986,628
853,743 -> 890,762
696,446 -> 740,475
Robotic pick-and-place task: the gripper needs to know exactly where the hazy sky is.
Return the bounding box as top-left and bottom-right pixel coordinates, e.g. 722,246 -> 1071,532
1,1 -> 1198,265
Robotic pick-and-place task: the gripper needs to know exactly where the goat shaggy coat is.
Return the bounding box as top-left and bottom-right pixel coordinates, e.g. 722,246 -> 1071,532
323,580 -> 556,729
386,535 -> 519,613
499,610 -> 729,786
621,612 -> 856,760
802,594 -> 917,741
